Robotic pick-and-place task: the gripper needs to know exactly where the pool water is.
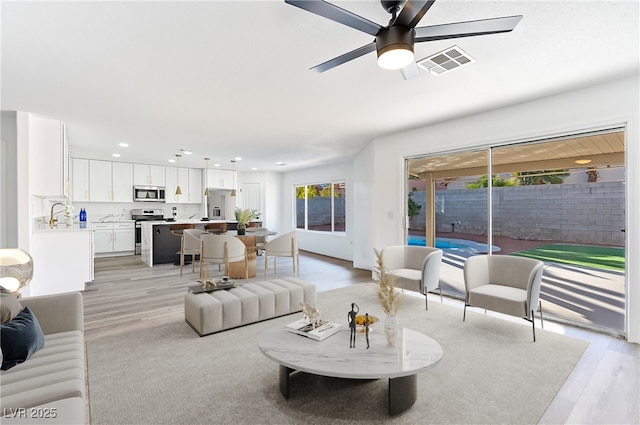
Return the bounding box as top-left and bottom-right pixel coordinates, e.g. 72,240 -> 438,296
408,236 -> 500,253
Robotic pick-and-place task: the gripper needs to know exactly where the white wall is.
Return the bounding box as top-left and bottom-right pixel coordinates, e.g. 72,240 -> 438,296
353,74 -> 639,342
281,161 -> 353,260
1,112 -> 18,248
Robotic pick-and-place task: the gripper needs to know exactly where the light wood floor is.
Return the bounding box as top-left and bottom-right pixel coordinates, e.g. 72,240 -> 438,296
82,252 -> 639,424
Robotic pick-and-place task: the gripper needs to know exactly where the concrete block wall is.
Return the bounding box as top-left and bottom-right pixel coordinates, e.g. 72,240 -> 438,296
296,197 -> 346,229
409,181 -> 625,246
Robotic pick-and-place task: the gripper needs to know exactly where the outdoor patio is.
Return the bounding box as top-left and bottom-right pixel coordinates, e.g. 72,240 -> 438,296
430,232 -> 626,333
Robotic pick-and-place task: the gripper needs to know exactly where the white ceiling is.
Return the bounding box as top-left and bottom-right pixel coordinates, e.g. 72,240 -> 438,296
1,1 -> 638,172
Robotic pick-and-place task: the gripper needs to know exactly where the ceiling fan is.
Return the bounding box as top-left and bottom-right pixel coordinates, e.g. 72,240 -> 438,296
285,0 -> 522,79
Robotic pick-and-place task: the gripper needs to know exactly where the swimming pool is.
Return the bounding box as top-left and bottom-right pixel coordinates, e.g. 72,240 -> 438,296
408,236 -> 500,253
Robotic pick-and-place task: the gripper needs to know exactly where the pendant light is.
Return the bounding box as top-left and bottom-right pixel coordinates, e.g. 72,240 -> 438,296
230,160 -> 237,197
203,157 -> 210,196
175,154 -> 182,196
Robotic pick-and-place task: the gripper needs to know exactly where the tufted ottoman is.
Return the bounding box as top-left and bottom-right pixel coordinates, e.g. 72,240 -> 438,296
184,277 -> 316,336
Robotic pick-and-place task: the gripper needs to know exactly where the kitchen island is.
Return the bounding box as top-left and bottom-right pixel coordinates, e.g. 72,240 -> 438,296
141,220 -> 264,267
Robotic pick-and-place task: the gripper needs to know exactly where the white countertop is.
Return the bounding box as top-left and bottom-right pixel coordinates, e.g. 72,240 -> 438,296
141,219 -> 233,226
33,225 -> 93,233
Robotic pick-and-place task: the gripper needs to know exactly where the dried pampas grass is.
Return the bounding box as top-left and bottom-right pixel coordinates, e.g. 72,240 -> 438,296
373,248 -> 401,315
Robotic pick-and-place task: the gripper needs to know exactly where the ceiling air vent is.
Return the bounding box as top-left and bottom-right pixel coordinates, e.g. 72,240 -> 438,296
417,46 -> 475,76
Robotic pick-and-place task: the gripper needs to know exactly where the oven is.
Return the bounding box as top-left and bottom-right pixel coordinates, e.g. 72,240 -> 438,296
131,208 -> 165,255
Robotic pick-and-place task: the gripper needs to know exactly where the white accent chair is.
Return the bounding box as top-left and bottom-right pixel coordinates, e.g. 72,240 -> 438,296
463,254 -> 545,341
179,229 -> 207,276
200,234 -> 248,281
264,231 -> 299,279
380,245 -> 443,310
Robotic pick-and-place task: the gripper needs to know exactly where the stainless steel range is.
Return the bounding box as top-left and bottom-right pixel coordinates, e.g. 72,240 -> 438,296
131,208 -> 164,255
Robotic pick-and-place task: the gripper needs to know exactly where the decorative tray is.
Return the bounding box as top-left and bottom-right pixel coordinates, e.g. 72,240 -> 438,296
189,279 -> 236,294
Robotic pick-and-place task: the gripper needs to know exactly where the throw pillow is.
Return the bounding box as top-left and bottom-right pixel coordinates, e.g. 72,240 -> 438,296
0,287 -> 23,324
1,307 -> 45,370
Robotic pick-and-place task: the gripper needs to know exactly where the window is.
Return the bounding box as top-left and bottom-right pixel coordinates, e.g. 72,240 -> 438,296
295,181 -> 345,233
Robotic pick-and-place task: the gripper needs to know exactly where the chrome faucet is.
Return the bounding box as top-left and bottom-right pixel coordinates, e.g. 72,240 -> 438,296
49,202 -> 65,228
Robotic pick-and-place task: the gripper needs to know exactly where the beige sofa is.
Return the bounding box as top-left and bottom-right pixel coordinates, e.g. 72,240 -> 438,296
1,292 -> 85,424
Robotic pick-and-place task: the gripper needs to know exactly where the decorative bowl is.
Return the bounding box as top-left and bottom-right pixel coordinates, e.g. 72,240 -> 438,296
355,315 -> 378,333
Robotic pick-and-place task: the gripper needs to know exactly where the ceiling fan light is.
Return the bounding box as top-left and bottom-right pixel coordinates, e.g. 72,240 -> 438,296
378,47 -> 414,70
376,26 -> 415,70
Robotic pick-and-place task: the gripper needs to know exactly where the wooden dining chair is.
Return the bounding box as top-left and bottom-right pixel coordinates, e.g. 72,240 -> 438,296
200,234 -> 248,281
264,231 -> 299,279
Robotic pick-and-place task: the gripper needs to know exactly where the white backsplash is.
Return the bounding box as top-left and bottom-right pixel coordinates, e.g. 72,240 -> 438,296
37,199 -> 203,223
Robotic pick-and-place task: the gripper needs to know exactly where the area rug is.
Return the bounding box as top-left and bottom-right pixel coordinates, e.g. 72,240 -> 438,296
86,283 -> 589,424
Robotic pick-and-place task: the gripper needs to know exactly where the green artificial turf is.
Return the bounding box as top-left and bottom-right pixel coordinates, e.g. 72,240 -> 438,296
512,244 -> 625,272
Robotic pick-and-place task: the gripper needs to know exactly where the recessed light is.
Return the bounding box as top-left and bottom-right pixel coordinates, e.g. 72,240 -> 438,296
235,157 -> 243,161
251,167 -> 257,171
118,142 -> 129,148
168,159 -> 176,163
182,150 -> 192,155
276,162 -> 286,166
214,163 -> 220,167
112,153 -> 121,158
575,159 -> 592,165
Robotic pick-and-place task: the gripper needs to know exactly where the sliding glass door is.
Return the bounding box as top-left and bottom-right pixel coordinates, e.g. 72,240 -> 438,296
406,129 -> 626,333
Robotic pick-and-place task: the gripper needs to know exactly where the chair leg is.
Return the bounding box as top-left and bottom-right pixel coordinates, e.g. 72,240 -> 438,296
192,255 -> 195,273
531,309 -> 536,342
179,252 -> 184,277
274,258 -> 277,274
296,254 -> 300,276
439,285 -> 443,304
424,293 -> 428,311
539,301 -> 544,329
264,256 -> 268,279
463,303 -> 467,321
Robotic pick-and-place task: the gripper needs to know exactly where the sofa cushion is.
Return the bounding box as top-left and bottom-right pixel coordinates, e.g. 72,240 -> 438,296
1,287 -> 23,324
1,307 -> 45,370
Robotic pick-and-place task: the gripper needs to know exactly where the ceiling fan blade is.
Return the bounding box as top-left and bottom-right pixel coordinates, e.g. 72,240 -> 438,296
310,42 -> 377,73
393,0 -> 436,28
414,15 -> 523,42
400,62 -> 421,80
285,0 -> 382,36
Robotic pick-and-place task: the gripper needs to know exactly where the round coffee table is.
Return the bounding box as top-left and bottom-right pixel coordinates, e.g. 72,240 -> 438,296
257,325 -> 443,415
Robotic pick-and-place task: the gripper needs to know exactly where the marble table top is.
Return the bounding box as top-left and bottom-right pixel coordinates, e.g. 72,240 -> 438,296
257,326 -> 443,380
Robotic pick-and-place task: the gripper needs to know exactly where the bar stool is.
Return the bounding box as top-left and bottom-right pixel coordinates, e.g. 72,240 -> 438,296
204,222 -> 228,234
170,223 -> 195,270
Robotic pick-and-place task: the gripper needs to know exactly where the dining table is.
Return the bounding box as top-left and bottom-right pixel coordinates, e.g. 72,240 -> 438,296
225,230 -> 277,279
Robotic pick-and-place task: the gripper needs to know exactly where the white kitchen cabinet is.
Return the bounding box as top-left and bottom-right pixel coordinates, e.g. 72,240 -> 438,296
86,160 -> 133,202
134,163 -> 165,186
91,222 -> 135,254
113,222 -> 135,251
71,158 -> 90,202
89,160 -> 112,202
165,166 -> 190,204
188,168 -> 203,204
207,169 -> 235,190
111,162 -> 133,202
29,114 -> 70,198
30,229 -> 93,296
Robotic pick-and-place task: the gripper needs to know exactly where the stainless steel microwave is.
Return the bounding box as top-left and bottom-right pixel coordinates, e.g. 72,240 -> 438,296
133,186 -> 166,202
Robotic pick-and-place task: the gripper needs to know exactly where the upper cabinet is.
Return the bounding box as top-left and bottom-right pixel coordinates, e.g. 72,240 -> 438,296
111,162 -> 134,202
29,115 -> 69,198
165,166 -> 189,204
71,158 -> 90,202
134,164 -> 165,186
89,160 -> 112,202
188,168 -> 203,204
207,169 -> 235,190
72,159 -> 133,203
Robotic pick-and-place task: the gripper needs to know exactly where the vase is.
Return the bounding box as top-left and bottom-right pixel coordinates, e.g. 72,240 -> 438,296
65,217 -> 73,227
384,314 -> 399,347
237,227 -> 246,236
